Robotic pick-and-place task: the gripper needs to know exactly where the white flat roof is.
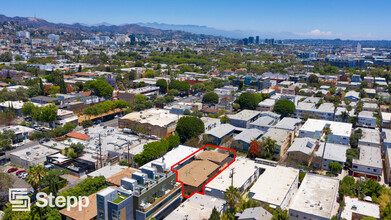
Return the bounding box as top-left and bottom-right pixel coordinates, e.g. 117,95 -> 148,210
165,194 -> 225,220
250,165 -> 299,207
229,109 -> 260,121
10,145 -> 59,161
141,145 -> 198,171
205,124 -> 236,139
315,143 -> 349,163
341,196 -> 380,219
353,145 -> 382,169
234,129 -> 264,144
88,164 -> 128,179
300,119 -> 352,138
289,174 -> 339,219
359,128 -> 380,145
205,157 -> 259,192
120,108 -> 179,127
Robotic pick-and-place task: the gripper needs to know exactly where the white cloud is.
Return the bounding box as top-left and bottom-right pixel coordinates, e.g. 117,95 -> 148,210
300,29 -> 333,36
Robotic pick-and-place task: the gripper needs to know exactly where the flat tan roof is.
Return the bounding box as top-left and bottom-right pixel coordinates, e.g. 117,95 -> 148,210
59,192 -> 97,220
106,168 -> 139,186
195,150 -> 229,164
177,160 -> 219,187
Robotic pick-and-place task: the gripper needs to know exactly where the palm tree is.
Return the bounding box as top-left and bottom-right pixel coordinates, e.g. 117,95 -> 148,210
260,137 -> 277,159
224,186 -> 241,214
341,111 -> 349,122
27,165 -> 47,220
320,126 -> 332,170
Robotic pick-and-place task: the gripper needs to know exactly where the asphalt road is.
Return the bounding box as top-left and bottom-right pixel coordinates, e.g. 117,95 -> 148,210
102,118 -> 119,127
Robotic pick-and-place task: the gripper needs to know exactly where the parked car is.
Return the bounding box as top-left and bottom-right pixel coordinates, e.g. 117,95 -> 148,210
0,151 -> 5,156
44,164 -> 54,169
7,167 -> 18,173
39,138 -> 50,144
16,170 -> 26,176
21,172 -> 28,179
150,135 -> 158,140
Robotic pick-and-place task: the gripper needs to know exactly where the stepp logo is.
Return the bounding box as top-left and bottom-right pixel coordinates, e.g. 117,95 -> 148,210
9,188 -> 31,211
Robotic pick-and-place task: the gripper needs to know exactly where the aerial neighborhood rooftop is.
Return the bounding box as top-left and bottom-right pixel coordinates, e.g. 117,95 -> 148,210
0,16 -> 391,220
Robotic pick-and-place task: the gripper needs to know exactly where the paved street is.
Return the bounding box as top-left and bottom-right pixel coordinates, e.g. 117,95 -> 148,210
102,118 -> 119,127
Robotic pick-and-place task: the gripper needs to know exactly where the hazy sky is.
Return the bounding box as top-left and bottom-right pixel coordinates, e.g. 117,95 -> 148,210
1,0 -> 390,40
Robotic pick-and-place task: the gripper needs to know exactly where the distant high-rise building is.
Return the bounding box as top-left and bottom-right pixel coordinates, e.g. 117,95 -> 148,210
16,31 -> 30,39
243,38 -> 249,45
236,39 -> 244,45
265,38 -> 275,45
249,37 -> 254,44
357,43 -> 362,54
255,36 -> 260,44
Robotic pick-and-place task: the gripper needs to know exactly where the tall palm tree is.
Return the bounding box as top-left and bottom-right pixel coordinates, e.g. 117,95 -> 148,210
320,126 -> 332,170
261,137 -> 277,159
341,111 -> 349,122
27,165 -> 47,220
224,186 -> 241,214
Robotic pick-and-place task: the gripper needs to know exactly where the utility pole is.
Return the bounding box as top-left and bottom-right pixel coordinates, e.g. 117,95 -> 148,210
127,142 -> 130,168
99,134 -> 103,169
231,168 -> 235,187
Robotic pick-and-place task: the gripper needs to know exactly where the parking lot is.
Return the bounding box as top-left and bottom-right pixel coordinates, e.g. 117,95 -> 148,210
0,165 -> 32,191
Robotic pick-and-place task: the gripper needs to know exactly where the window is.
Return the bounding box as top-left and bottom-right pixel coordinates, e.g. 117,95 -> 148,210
353,165 -> 358,169
374,169 -> 377,172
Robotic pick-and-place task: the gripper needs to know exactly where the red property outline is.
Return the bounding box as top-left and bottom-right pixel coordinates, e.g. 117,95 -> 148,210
170,145 -> 236,199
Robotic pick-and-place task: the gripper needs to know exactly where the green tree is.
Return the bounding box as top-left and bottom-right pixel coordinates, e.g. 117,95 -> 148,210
320,126 -> 332,169
167,89 -> 179,96
202,92 -> 219,105
167,134 -> 180,150
85,79 -> 114,99
208,207 -> 220,220
40,104 -> 58,128
272,208 -> 289,220
137,81 -> 146,88
74,82 -> 84,92
220,115 -> 230,124
308,74 -> 319,85
382,203 -> 391,219
176,116 -> 205,142
81,120 -> 93,128
156,79 -> 168,94
0,52 -> 12,62
341,111 -> 349,122
345,148 -> 359,168
21,102 -> 36,116
169,80 -> 190,91
259,137 -> 277,159
225,186 -> 241,214
328,162 -> 342,173
235,92 -> 265,110
183,109 -> 191,115
273,99 -> 295,117
27,165 -> 48,212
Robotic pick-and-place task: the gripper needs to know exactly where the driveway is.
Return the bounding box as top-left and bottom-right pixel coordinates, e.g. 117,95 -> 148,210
0,165 -> 32,191
59,174 -> 86,192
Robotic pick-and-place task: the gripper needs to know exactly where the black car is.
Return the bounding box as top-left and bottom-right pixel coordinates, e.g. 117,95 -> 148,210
0,151 -> 5,156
